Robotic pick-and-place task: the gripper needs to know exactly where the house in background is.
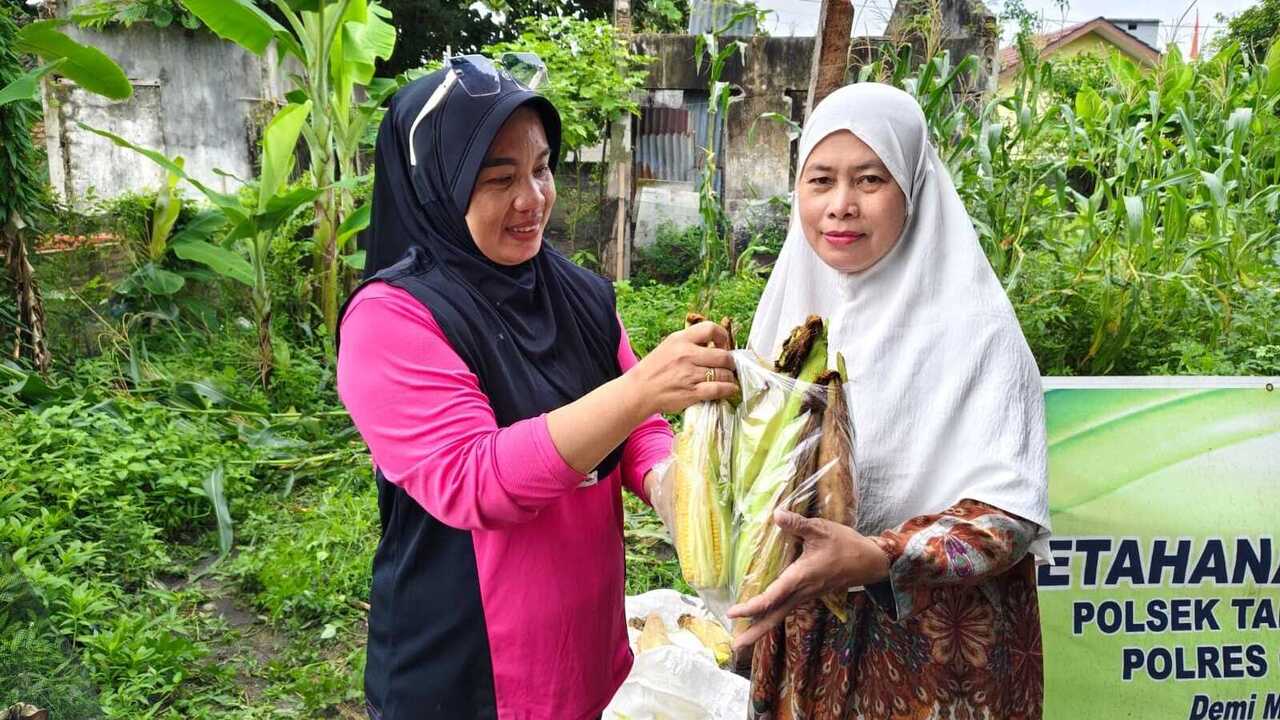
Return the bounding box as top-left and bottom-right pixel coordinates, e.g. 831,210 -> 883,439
997,16 -> 1162,92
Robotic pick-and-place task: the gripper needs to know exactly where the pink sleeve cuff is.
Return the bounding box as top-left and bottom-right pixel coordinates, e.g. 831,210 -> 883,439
497,414 -> 591,496
614,315 -> 674,504
621,425 -> 673,505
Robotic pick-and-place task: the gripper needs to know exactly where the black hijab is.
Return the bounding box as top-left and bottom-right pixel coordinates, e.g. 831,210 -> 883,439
350,67 -> 625,476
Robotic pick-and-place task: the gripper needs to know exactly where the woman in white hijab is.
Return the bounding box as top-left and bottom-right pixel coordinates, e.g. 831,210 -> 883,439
725,83 -> 1051,720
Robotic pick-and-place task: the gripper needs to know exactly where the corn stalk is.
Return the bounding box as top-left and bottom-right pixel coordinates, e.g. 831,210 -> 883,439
880,35 -> 1280,373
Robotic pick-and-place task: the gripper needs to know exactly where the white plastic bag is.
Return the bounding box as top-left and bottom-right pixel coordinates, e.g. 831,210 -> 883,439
605,590 -> 749,720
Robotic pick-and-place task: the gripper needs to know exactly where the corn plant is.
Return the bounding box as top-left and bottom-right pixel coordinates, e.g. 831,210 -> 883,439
884,36 -> 1280,374
689,2 -> 768,311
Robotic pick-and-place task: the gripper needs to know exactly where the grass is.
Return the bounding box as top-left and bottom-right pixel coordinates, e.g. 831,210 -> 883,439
0,323 -> 685,717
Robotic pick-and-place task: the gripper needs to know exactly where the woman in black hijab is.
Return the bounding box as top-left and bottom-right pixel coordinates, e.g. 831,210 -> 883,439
336,60 -> 737,719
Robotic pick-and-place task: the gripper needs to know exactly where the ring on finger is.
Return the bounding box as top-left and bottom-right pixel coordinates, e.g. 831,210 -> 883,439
705,368 -> 715,384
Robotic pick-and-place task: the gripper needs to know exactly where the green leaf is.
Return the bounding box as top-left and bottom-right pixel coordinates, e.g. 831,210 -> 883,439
258,101 -> 313,209
338,23 -> 373,87
1047,389 -> 1280,513
170,209 -> 227,245
273,30 -> 307,64
1,367 -> 60,403
224,216 -> 258,244
140,264 -> 187,295
1226,107 -> 1253,139
1074,86 -> 1104,123
1264,36 -> 1280,97
363,77 -> 398,107
335,202 -> 370,246
149,158 -> 185,260
259,186 -> 323,229
1123,196 -> 1144,246
203,465 -> 234,559
339,3 -> 396,86
0,59 -> 66,107
1200,170 -> 1227,207
172,379 -> 227,409
172,239 -> 254,287
340,250 -> 365,270
750,111 -> 800,143
281,0 -> 327,11
179,0 -> 284,56
15,21 -> 132,100
1107,51 -> 1141,89
172,378 -> 266,413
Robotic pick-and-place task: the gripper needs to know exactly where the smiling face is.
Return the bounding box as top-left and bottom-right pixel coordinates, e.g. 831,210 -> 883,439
464,106 -> 556,266
796,130 -> 908,274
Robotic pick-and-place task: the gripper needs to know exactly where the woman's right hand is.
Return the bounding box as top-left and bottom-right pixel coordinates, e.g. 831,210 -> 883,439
625,321 -> 739,416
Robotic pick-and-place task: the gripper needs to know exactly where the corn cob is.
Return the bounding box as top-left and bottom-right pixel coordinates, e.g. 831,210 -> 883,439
671,314 -> 734,588
638,613 -> 671,653
814,362 -> 855,622
734,386 -> 826,635
672,416 -> 731,586
678,613 -> 733,666
731,317 -> 828,597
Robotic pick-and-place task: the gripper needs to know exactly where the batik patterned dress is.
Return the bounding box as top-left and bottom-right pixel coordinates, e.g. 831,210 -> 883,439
751,499 -> 1043,720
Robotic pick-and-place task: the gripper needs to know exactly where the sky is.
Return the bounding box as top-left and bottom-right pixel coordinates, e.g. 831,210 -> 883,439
753,0 -> 1261,55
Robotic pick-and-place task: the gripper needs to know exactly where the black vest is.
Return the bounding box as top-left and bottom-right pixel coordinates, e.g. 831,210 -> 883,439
337,248 -> 625,718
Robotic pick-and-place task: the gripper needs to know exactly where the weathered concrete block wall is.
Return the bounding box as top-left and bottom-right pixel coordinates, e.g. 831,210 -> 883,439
632,35 -> 812,207
634,27 -> 996,213
886,0 -> 1000,91
44,0 -> 290,209
633,34 -> 814,92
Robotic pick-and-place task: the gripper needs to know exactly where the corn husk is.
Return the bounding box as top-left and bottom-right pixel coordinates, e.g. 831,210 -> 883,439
667,315 -> 852,632
670,315 -> 735,590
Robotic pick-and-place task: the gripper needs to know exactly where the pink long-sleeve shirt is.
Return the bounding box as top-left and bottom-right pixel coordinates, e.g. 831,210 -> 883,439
337,281 -> 673,719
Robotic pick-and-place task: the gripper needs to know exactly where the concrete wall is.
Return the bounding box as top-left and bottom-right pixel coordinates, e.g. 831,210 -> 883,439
887,0 -> 999,45
886,0 -> 999,92
633,34 -> 813,93
633,29 -> 996,209
44,0 -> 291,209
633,34 -> 809,210
1109,19 -> 1160,50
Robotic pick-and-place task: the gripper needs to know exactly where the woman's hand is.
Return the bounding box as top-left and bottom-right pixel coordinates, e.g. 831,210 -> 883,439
546,321 -> 736,475
624,321 -> 739,416
726,510 -> 891,649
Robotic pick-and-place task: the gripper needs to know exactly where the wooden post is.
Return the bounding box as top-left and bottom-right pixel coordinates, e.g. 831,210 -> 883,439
805,0 -> 856,117
606,0 -> 634,281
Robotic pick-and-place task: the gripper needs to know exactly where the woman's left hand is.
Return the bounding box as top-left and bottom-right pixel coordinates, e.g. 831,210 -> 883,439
726,509 -> 891,650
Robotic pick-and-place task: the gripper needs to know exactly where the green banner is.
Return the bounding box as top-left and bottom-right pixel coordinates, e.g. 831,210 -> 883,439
1041,379 -> 1280,720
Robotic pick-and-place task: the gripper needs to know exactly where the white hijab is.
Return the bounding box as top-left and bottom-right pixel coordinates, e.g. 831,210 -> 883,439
748,83 -> 1051,557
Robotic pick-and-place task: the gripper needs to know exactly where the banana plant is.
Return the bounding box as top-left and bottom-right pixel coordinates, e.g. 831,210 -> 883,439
83,100 -> 318,388
2,15 -> 131,374
113,160 -> 195,307
0,57 -> 63,107
179,0 -> 395,339
1,19 -> 132,106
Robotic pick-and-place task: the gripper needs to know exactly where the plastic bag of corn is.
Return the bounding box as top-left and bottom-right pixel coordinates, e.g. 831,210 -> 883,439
667,315 -> 857,630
